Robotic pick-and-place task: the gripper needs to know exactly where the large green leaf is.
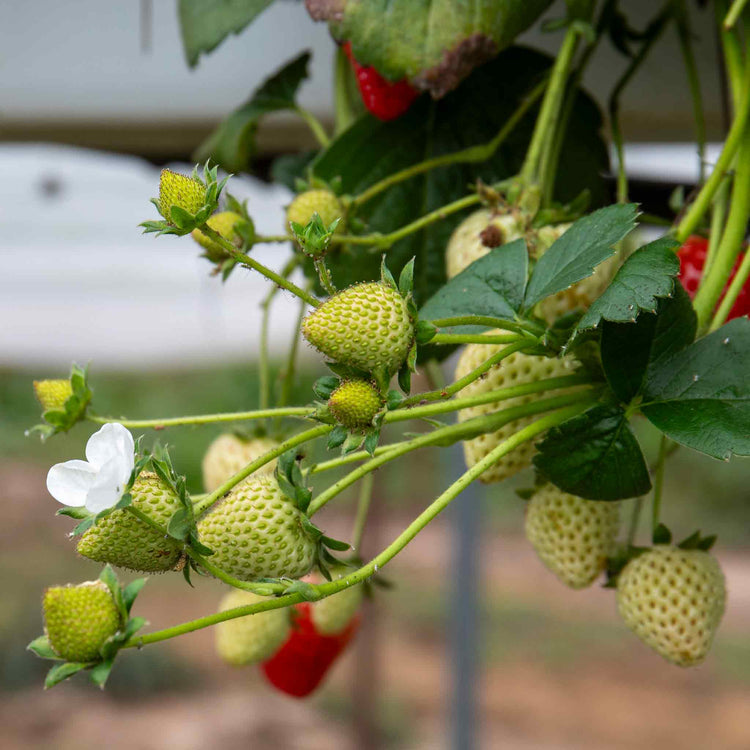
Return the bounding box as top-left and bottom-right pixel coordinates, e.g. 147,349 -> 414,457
309,0 -> 554,96
575,236 -> 681,332
418,239 -> 527,331
522,204 -> 638,310
601,284 -> 696,403
179,0 -> 275,67
641,319 -> 750,460
533,404 -> 651,500
195,52 -> 311,173
311,46 -> 609,305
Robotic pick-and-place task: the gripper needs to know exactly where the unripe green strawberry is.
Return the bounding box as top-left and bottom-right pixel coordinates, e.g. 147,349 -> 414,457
303,282 -> 414,374
446,208 -> 524,279
616,547 -> 726,667
215,590 -> 291,665
202,434 -> 279,493
311,570 -> 364,636
455,339 -> 577,483
158,169 -> 206,220
76,472 -> 183,572
197,475 -> 316,582
191,211 -> 242,262
328,379 -> 383,430
525,485 -> 622,589
529,222 -> 571,259
286,189 -> 344,232
43,581 -> 121,662
33,379 -> 72,411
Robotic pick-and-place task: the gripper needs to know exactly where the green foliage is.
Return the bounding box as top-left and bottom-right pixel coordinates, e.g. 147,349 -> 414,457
195,52 -> 311,173
641,319 -> 750,460
321,0 -> 554,93
601,285 -> 697,403
419,239 -> 527,329
523,203 -> 638,310
575,236 -> 682,333
178,0 -> 276,67
533,405 -> 651,500
311,47 -> 609,304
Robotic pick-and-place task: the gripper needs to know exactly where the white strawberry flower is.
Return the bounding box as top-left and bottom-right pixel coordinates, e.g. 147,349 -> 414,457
47,423 -> 135,513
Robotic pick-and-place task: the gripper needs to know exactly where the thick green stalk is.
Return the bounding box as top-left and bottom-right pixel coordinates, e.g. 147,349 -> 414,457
724,0 -> 750,28
520,25 -> 581,187
705,176 -> 732,275
430,316 -> 543,336
334,45 -> 359,135
675,58 -> 750,243
352,79 -> 547,208
430,333 -> 522,346
123,405 -> 586,650
712,244 -> 750,327
695,129 -> 750,329
193,424 -> 333,516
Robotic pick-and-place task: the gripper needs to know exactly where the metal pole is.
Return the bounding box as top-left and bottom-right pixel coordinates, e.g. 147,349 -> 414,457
449,446 -> 480,750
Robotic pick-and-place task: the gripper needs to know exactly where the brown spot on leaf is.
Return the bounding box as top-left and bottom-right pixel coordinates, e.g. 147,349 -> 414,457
305,0 -> 345,22
413,34 -> 498,99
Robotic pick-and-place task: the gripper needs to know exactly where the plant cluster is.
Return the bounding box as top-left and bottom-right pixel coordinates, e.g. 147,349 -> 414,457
26,0 -> 750,692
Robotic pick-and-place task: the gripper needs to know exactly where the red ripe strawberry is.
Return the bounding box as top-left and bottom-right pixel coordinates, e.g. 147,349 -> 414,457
260,602 -> 360,698
342,42 -> 418,121
678,235 -> 750,321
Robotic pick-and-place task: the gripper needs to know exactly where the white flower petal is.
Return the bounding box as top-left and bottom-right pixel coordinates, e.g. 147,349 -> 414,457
85,423 -> 135,470
85,457 -> 128,513
46,460 -> 97,507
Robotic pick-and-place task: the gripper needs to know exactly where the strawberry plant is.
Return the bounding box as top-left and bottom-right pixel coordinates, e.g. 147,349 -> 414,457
25,0 -> 750,691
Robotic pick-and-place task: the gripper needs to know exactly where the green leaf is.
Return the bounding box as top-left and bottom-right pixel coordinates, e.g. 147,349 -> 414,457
318,0 -> 554,96
398,257 -> 415,297
523,204 -> 639,310
45,661 -> 88,689
122,579 -> 147,615
167,507 -> 192,541
310,46 -> 609,307
195,52 -> 311,173
601,284 -> 697,403
327,425 -> 348,450
419,240 -> 528,331
89,658 -> 115,689
641,319 -> 750,459
533,405 -> 651,500
178,0 -> 275,67
27,635 -> 61,661
652,523 -> 672,545
321,535 -> 351,552
575,236 -> 682,333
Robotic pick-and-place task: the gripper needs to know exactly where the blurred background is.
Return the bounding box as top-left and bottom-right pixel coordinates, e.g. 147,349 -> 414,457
1,1 -> 749,749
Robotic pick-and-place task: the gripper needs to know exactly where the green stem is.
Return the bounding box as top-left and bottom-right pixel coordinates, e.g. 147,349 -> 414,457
609,6 -> 672,204
331,193 -> 482,250
520,24 -> 581,188
675,0 -> 708,183
334,45 -> 359,135
695,127 -> 750,329
430,333 -> 523,346
193,424 -> 333,516
293,106 -> 330,148
313,257 -> 338,296
307,392 -> 595,515
351,473 -> 374,553
352,79 -> 547,208
188,549 -> 286,595
675,57 -> 750,243
651,435 -> 668,537
430,316 -> 543,336
712,245 -> 750,327
399,340 -> 534,407
200,226 -> 321,307
278,289 -> 308,411
122,405 -> 587,650
626,497 -> 644,547
705,176 -> 732,275
724,0 -> 750,31
254,234 -> 295,244
87,406 -> 311,430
